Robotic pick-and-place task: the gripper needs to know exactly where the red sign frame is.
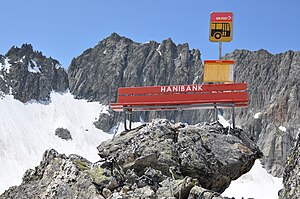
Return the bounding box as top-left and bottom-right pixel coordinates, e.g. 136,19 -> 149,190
210,12 -> 233,22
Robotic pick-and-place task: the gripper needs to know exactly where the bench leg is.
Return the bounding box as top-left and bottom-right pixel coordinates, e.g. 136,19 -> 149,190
123,110 -> 132,131
129,112 -> 132,130
124,111 -> 129,131
214,106 -> 218,121
232,105 -> 235,129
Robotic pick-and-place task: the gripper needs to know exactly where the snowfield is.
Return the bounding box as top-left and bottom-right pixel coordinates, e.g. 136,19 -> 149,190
0,92 -> 112,194
0,92 -> 283,198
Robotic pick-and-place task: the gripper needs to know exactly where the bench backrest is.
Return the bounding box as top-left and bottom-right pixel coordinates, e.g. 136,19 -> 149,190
115,83 -> 248,106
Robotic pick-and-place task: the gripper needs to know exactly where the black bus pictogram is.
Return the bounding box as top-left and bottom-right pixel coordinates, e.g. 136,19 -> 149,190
211,23 -> 231,40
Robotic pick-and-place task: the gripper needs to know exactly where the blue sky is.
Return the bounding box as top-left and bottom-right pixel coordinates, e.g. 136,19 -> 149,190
1,0 -> 299,67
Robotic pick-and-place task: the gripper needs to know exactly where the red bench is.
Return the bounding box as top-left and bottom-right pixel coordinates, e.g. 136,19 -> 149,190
110,83 -> 248,130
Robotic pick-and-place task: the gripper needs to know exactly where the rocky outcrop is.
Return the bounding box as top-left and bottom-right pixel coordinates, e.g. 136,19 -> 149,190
0,44 -> 68,102
97,119 -> 262,194
279,133 -> 300,199
0,120 -> 262,199
0,149 -> 102,199
224,49 -> 300,176
93,110 -> 116,132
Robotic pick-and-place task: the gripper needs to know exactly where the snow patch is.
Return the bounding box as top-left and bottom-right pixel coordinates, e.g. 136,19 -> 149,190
156,44 -> 162,56
9,87 -> 12,95
279,126 -> 287,132
254,112 -> 261,119
28,60 -> 41,73
192,76 -> 198,84
222,160 -> 283,199
112,121 -> 143,137
0,58 -> 12,73
218,115 -> 230,128
99,105 -> 110,115
20,56 -> 26,63
55,63 -> 63,69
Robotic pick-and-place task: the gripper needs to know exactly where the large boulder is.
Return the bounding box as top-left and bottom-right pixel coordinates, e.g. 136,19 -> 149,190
97,119 -> 262,193
54,127 -> 72,141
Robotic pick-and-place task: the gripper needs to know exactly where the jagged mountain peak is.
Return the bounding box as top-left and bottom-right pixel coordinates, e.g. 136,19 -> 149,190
19,43 -> 34,53
6,43 -> 40,59
0,44 -> 68,102
227,48 -> 300,59
100,32 -> 134,46
68,33 -> 202,103
5,43 -> 61,66
108,32 -> 123,40
162,37 -> 175,44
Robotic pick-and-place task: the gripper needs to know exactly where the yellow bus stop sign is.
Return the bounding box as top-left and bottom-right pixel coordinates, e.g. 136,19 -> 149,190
210,12 -> 233,42
203,60 -> 234,82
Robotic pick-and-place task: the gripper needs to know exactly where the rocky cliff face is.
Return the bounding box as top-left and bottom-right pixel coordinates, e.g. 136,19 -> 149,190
0,44 -> 68,102
0,120 -> 261,199
68,33 -> 202,103
224,49 -> 300,176
68,33 -> 208,129
279,133 -> 300,199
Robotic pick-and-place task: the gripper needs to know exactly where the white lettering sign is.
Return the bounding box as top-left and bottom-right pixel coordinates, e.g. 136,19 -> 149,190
160,85 -> 203,93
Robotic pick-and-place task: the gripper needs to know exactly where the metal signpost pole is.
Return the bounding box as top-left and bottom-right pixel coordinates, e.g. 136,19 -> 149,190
208,11 -> 233,124
218,42 -> 223,119
219,42 -> 222,60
